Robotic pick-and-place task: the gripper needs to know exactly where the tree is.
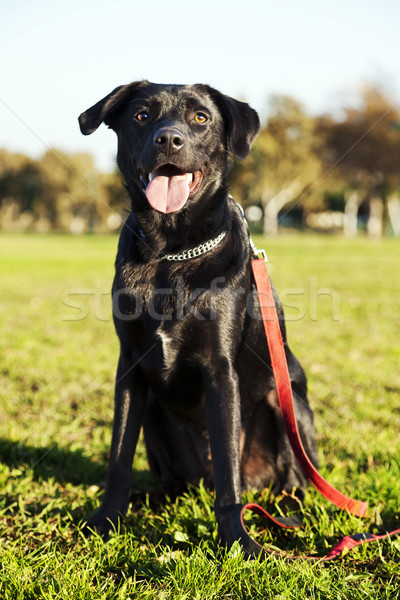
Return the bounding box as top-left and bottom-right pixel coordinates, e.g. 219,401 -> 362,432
0,148 -> 127,232
317,84 -> 400,238
231,96 -> 323,235
0,150 -> 40,229
37,150 -> 98,229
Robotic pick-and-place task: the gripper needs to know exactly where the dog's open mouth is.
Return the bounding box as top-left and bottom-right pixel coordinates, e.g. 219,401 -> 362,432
140,165 -> 203,214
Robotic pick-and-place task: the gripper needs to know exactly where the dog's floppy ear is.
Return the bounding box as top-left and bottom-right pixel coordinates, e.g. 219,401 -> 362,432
78,81 -> 148,135
202,86 -> 260,160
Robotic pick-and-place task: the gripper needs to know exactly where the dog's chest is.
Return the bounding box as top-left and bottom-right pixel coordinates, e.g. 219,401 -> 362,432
117,258 -> 217,324
115,259 -> 213,371
157,329 -> 177,371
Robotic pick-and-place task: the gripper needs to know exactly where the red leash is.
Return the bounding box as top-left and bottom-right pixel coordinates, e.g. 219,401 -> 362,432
247,257 -> 400,560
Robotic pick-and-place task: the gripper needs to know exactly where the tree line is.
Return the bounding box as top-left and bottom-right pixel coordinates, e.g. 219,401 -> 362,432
0,149 -> 126,234
1,82 -> 400,237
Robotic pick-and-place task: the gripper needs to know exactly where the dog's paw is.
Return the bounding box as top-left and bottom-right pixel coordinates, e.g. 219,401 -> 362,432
82,509 -> 122,539
217,504 -> 263,558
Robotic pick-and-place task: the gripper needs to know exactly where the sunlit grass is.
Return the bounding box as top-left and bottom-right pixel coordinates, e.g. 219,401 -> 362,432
0,232 -> 399,598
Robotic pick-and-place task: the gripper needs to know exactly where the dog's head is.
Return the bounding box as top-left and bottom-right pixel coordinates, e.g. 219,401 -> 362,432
79,81 -> 260,215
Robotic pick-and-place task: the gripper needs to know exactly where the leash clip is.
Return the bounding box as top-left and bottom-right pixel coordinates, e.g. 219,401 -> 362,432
255,248 -> 268,262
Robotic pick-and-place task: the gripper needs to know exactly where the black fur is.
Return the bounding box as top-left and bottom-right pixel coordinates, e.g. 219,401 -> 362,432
79,81 -> 317,556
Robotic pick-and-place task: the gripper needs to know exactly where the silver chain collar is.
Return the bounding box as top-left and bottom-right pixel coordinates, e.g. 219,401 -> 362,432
163,231 -> 227,261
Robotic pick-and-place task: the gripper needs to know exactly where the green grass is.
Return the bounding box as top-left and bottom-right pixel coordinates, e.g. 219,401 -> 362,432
0,232 -> 400,599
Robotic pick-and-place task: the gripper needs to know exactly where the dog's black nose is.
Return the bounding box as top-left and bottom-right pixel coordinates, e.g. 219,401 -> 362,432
153,127 -> 185,154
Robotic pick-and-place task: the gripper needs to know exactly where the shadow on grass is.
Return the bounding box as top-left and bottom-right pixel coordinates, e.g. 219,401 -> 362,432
0,437 -> 155,491
0,437 -> 106,485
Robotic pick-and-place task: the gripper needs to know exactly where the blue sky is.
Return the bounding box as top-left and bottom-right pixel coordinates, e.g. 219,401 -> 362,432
2,0 -> 400,171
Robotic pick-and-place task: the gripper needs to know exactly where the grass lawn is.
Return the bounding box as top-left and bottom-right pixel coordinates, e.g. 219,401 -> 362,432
0,232 -> 399,599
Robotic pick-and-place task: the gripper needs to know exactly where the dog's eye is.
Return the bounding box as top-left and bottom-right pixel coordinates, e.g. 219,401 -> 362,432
135,112 -> 149,122
194,112 -> 208,124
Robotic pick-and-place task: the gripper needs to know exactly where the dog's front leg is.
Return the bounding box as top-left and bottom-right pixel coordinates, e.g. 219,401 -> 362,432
205,366 -> 262,557
85,349 -> 147,536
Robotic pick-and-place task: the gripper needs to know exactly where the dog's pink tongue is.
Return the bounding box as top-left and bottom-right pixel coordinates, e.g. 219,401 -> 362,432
146,172 -> 190,213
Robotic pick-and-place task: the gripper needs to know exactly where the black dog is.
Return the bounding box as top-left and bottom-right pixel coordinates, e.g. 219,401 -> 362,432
79,81 -> 317,556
